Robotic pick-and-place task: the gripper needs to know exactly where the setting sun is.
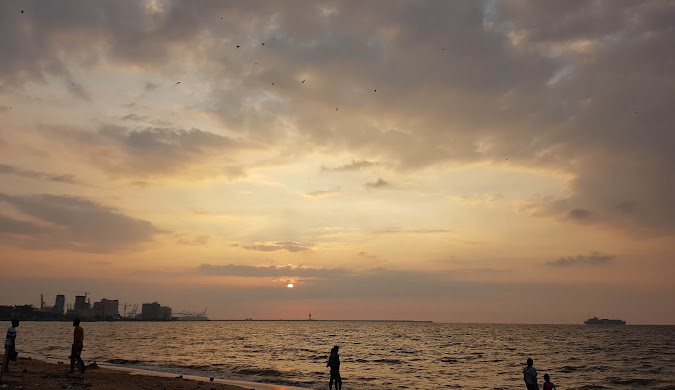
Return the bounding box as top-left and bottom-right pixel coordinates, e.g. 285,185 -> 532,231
287,283 -> 294,288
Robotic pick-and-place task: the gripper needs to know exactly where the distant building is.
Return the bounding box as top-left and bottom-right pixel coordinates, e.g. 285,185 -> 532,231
159,306 -> 172,320
93,298 -> 119,320
141,302 -> 161,320
141,302 -> 172,320
74,296 -> 88,313
52,295 -> 65,315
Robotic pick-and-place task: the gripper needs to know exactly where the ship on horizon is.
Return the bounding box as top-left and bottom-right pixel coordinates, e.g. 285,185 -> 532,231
584,316 -> 626,325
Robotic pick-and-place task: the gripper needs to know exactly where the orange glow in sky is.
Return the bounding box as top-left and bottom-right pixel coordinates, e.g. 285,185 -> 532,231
0,1 -> 674,324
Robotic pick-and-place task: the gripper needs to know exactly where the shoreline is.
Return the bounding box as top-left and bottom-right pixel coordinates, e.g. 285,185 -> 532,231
1,357 -> 309,390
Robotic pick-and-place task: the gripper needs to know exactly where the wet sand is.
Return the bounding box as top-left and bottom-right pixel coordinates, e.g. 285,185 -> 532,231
0,358 -> 302,390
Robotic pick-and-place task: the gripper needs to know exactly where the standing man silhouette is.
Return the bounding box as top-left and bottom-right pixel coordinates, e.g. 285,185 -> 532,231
2,319 -> 19,376
327,345 -> 342,390
68,319 -> 86,374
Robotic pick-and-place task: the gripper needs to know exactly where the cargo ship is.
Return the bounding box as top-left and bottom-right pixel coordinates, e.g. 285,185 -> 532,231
584,316 -> 626,325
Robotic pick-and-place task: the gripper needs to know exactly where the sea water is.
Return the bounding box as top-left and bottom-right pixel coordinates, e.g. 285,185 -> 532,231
15,321 -> 675,389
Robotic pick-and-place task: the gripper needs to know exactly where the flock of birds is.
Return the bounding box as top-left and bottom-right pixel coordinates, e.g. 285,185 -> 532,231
11,8 -> 642,119
11,8 -> 485,117
163,19 -> 383,113
8,8 -> 391,115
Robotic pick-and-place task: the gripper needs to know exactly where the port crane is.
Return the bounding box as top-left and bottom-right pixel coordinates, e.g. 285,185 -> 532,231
123,302 -> 135,318
126,304 -> 138,318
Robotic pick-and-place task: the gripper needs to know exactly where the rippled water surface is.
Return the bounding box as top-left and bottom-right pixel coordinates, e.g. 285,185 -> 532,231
15,322 -> 675,389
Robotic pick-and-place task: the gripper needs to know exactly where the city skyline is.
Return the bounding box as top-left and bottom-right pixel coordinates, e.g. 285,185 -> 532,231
1,1 -> 674,324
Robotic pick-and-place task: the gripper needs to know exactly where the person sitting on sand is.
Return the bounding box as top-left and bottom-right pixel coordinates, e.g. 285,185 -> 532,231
523,357 -> 538,390
3,319 -> 19,373
327,345 -> 342,390
68,319 -> 86,374
543,373 -> 556,390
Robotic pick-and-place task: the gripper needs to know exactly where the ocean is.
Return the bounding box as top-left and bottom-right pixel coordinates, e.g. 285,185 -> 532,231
13,321 -> 675,389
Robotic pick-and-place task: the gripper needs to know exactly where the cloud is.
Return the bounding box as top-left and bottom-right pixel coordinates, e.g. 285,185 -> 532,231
119,114 -> 172,127
321,160 -> 377,172
615,201 -> 637,215
44,124 -> 251,179
174,233 -> 210,246
453,193 -> 503,206
0,193 -> 162,252
120,114 -> 150,122
198,263 -> 347,278
144,82 -> 158,92
130,181 -> 153,188
0,164 -> 78,184
0,1 -> 674,234
241,241 -> 312,253
547,252 -> 616,267
374,228 -> 451,234
365,178 -> 389,189
67,81 -> 91,101
196,265 -> 516,301
306,187 -> 342,198
568,208 -> 592,220
0,215 -> 46,235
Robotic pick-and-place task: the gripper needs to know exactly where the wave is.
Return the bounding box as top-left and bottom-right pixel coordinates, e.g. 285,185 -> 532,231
609,378 -> 658,386
106,358 -> 144,365
237,367 -> 286,376
439,357 -> 459,363
373,358 -> 402,364
558,365 -> 582,373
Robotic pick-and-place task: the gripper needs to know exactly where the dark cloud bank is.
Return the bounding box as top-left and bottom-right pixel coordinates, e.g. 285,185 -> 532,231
1,1 -> 674,234
0,193 -> 161,252
0,164 -> 78,184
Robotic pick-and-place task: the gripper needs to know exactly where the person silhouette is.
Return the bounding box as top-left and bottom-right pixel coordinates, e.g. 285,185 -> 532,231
67,319 -> 86,374
523,357 -> 538,390
327,345 -> 342,390
543,373 -> 557,390
2,319 -> 19,374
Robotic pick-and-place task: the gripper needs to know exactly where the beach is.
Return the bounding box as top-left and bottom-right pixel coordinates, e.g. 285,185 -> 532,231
0,358 -> 286,390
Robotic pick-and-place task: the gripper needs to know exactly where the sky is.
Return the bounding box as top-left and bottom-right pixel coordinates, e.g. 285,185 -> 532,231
0,1 -> 674,324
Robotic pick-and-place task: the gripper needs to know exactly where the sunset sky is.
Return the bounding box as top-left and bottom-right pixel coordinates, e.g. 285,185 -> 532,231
1,1 -> 674,324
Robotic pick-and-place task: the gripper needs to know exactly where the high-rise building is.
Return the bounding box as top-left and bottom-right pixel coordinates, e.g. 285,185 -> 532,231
93,298 -> 119,319
141,302 -> 172,320
141,302 -> 161,320
74,295 -> 88,312
159,306 -> 172,320
52,294 -> 65,315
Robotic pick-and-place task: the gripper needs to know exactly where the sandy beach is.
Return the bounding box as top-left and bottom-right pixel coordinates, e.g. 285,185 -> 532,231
0,358 -> 286,390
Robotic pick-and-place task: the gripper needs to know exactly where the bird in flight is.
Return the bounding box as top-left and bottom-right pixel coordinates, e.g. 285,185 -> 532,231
236,45 -> 240,48
374,89 -> 377,92
175,81 -> 181,85
21,10 -> 25,14
261,42 -> 265,46
272,82 -> 275,85
302,80 -> 305,84
335,107 -> 339,111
